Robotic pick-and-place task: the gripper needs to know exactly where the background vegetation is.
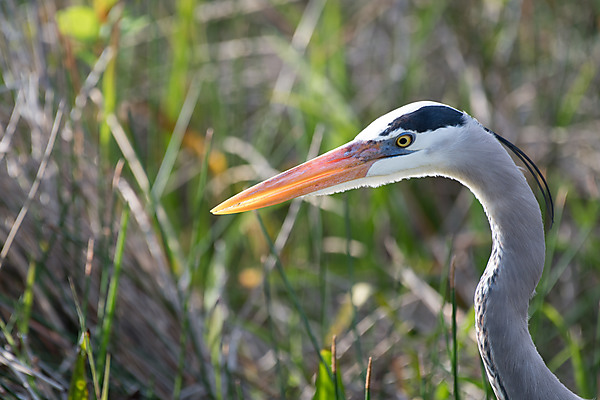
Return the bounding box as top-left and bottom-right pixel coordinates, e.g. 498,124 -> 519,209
0,0 -> 599,399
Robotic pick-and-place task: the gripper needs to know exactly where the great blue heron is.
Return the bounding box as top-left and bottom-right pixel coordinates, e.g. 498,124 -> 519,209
211,101 -> 583,399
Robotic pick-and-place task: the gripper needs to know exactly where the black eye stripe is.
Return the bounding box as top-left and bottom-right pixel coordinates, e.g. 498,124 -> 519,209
380,105 -> 465,136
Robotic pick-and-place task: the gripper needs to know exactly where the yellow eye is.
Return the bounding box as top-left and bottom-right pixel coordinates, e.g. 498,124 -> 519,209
396,133 -> 413,148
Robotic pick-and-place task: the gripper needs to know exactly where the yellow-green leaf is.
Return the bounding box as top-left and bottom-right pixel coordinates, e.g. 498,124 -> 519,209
56,6 -> 100,42
313,349 -> 345,400
68,335 -> 90,400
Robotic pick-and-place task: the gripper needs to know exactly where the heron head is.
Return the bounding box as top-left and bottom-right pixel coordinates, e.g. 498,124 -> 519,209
211,101 -> 500,215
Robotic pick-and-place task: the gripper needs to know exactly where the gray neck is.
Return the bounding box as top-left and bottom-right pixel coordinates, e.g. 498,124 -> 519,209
454,135 -> 581,400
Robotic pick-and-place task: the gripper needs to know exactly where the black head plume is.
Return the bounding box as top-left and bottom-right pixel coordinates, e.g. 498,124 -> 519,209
490,130 -> 554,230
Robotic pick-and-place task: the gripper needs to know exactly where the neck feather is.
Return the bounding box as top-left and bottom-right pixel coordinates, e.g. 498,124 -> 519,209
451,134 -> 581,400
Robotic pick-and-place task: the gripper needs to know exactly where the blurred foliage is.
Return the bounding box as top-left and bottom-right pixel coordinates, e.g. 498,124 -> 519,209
56,5 -> 101,42
0,0 -> 599,399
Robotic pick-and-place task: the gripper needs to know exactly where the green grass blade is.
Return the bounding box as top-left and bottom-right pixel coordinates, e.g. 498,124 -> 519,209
312,349 -> 341,400
556,59 -> 598,126
152,74 -> 202,200
97,207 -> 130,382
450,261 -> 460,400
69,279 -> 100,399
18,260 -> 36,336
594,302 -> 600,393
344,195 -> 365,379
255,212 -> 331,379
100,354 -> 111,400
263,251 -> 287,399
165,0 -> 199,121
68,335 -> 90,400
542,304 -> 590,398
106,114 -> 187,272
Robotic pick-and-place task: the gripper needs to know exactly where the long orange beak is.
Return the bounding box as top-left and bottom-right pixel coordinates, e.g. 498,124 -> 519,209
211,141 -> 380,215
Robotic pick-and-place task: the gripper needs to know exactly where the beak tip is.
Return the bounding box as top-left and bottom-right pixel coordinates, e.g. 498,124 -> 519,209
210,207 -> 226,215
210,203 -> 227,215
211,200 -> 242,215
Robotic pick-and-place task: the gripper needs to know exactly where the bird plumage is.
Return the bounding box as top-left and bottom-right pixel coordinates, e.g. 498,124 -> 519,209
211,101 -> 583,399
